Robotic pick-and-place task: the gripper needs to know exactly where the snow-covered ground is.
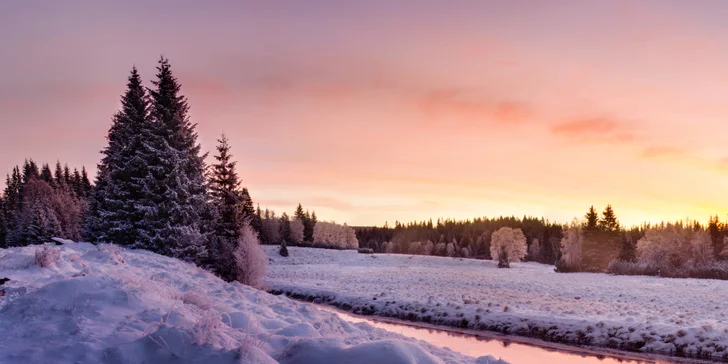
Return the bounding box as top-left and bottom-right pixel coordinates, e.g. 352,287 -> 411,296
0,242 -> 505,364
265,246 -> 728,360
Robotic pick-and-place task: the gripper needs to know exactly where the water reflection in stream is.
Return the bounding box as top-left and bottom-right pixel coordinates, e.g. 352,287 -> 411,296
318,305 -> 684,364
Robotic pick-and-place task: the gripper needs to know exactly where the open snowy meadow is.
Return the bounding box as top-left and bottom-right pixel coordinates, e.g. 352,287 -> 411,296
0,242 -> 504,364
265,246 -> 728,361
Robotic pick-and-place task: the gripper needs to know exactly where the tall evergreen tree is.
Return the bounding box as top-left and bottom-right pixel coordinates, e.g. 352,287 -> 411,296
279,212 -> 291,243
3,167 -> 22,246
63,164 -> 71,186
137,56 -> 209,261
80,167 -> 92,197
584,206 -> 599,231
207,134 -> 246,280
39,164 -> 54,186
599,204 -> 620,232
22,159 -> 39,182
85,66 -> 152,246
54,162 -> 64,187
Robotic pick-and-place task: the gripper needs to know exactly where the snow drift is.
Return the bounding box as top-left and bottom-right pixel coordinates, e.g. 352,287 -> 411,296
0,242 -> 500,364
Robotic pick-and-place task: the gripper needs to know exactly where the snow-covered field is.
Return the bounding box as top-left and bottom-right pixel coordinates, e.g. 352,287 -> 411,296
265,247 -> 728,360
0,242 -> 504,364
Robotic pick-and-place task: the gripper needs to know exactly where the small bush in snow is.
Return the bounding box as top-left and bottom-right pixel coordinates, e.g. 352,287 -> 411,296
357,248 -> 374,254
182,291 -> 214,310
490,227 -> 527,268
279,240 -> 289,257
606,259 -> 659,276
235,222 -> 267,288
34,244 -> 60,268
97,243 -> 125,264
193,309 -> 224,346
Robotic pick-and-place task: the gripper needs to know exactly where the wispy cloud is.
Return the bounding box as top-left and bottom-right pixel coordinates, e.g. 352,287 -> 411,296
550,117 -> 637,144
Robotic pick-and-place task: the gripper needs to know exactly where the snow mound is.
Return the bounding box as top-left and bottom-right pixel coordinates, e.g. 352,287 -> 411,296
0,242 -> 489,363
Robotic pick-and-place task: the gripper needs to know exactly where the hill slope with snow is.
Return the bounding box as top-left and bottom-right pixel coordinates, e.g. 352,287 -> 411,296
0,242 -> 502,364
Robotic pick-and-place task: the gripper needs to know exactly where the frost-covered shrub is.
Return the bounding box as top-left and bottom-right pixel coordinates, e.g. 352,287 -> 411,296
445,242 -> 455,257
423,240 -> 434,256
234,222 -> 267,288
192,309 -> 225,346
279,240 -> 289,257
408,241 -> 422,255
97,243 -> 125,264
435,242 -> 446,256
183,291 -> 214,310
636,225 -> 714,272
460,246 -> 470,258
606,259 -> 659,276
556,221 -> 583,272
34,244 -> 60,268
489,227 -> 527,267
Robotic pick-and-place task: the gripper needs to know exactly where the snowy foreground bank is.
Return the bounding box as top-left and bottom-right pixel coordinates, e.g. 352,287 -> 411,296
0,242 -> 504,364
265,247 -> 728,361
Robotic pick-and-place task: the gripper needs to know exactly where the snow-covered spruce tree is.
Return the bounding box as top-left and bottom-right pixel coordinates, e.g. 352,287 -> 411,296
0,196 -> 6,249
135,57 -> 209,261
85,66 -> 152,246
2,167 -> 22,246
207,134 -> 248,281
235,221 -> 267,288
490,227 -> 527,268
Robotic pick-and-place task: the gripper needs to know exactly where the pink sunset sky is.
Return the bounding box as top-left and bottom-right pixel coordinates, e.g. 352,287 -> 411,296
1,0 -> 727,227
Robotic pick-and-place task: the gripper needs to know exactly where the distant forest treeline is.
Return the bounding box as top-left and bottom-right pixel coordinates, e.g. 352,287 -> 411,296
355,204 -> 728,277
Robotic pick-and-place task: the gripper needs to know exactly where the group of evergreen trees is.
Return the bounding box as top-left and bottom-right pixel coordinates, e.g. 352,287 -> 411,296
81,57 -> 266,282
85,60 -> 210,261
0,160 -> 91,247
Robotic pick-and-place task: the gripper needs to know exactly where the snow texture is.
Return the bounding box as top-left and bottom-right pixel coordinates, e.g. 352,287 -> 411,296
0,242 -> 498,364
265,246 -> 728,360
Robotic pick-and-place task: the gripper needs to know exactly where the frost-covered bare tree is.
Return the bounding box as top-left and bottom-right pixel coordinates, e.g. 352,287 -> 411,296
460,246 -> 470,258
636,224 -> 714,271
423,240 -> 434,255
312,221 -> 359,249
445,242 -> 455,257
289,218 -> 304,245
234,221 -> 267,288
490,227 -> 527,268
408,241 -> 422,255
557,220 -> 583,272
528,238 -> 541,260
435,242 -> 446,256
